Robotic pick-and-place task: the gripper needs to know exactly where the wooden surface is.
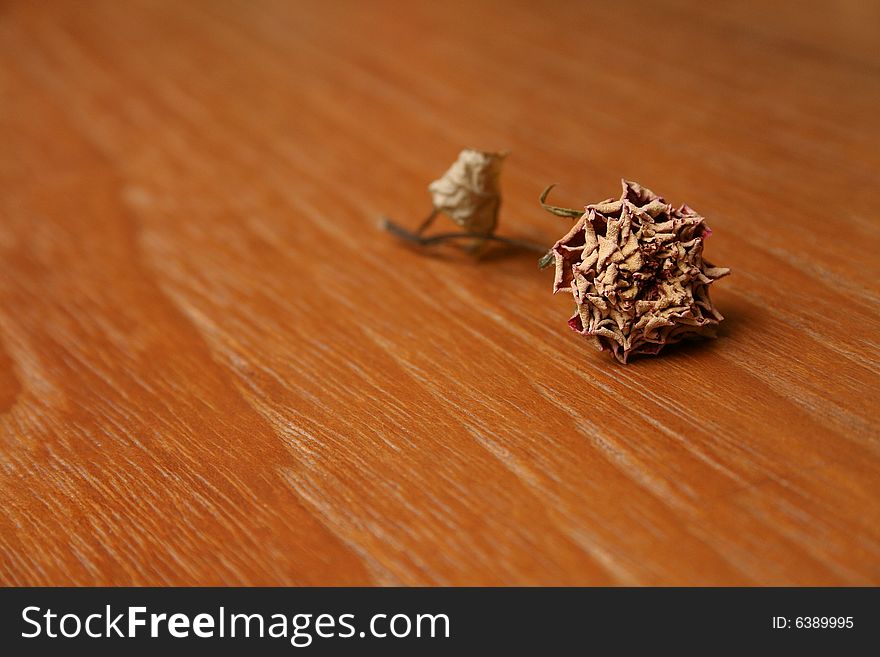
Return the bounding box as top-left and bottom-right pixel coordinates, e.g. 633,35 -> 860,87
1,0 -> 878,586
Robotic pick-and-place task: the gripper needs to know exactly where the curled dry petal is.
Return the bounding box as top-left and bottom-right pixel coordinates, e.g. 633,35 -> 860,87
428,149 -> 506,236
546,180 -> 730,363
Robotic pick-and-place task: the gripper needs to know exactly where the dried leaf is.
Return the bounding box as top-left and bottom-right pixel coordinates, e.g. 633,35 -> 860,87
428,149 -> 506,235
544,180 -> 730,363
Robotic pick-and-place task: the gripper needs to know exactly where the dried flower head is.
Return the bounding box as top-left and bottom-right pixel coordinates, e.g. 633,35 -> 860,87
428,148 -> 506,235
542,180 -> 730,363
382,149 -> 545,255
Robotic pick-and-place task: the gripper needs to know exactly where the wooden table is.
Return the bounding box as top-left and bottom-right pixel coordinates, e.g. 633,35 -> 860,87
1,0 -> 878,586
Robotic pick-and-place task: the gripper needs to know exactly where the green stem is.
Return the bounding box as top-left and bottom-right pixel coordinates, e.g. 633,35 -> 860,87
539,184 -> 583,218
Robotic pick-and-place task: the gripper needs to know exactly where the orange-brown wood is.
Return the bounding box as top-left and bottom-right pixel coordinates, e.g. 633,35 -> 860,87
1,0 -> 878,586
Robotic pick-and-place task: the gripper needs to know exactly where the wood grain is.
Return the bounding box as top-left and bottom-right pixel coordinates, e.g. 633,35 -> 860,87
1,0 -> 878,586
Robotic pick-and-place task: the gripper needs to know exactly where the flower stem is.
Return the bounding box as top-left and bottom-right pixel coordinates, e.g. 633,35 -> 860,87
539,184 -> 583,218
415,208 -> 438,235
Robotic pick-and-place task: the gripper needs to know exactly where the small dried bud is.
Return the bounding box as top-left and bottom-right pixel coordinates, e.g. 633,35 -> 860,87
543,180 -> 730,363
428,148 -> 506,235
382,149 -> 545,257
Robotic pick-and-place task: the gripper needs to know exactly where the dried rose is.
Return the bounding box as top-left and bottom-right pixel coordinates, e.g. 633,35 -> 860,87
428,148 -> 506,236
382,149 -> 545,255
542,180 -> 729,363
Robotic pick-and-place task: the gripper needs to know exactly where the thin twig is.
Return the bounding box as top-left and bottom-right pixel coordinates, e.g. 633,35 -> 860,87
415,208 -> 438,235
